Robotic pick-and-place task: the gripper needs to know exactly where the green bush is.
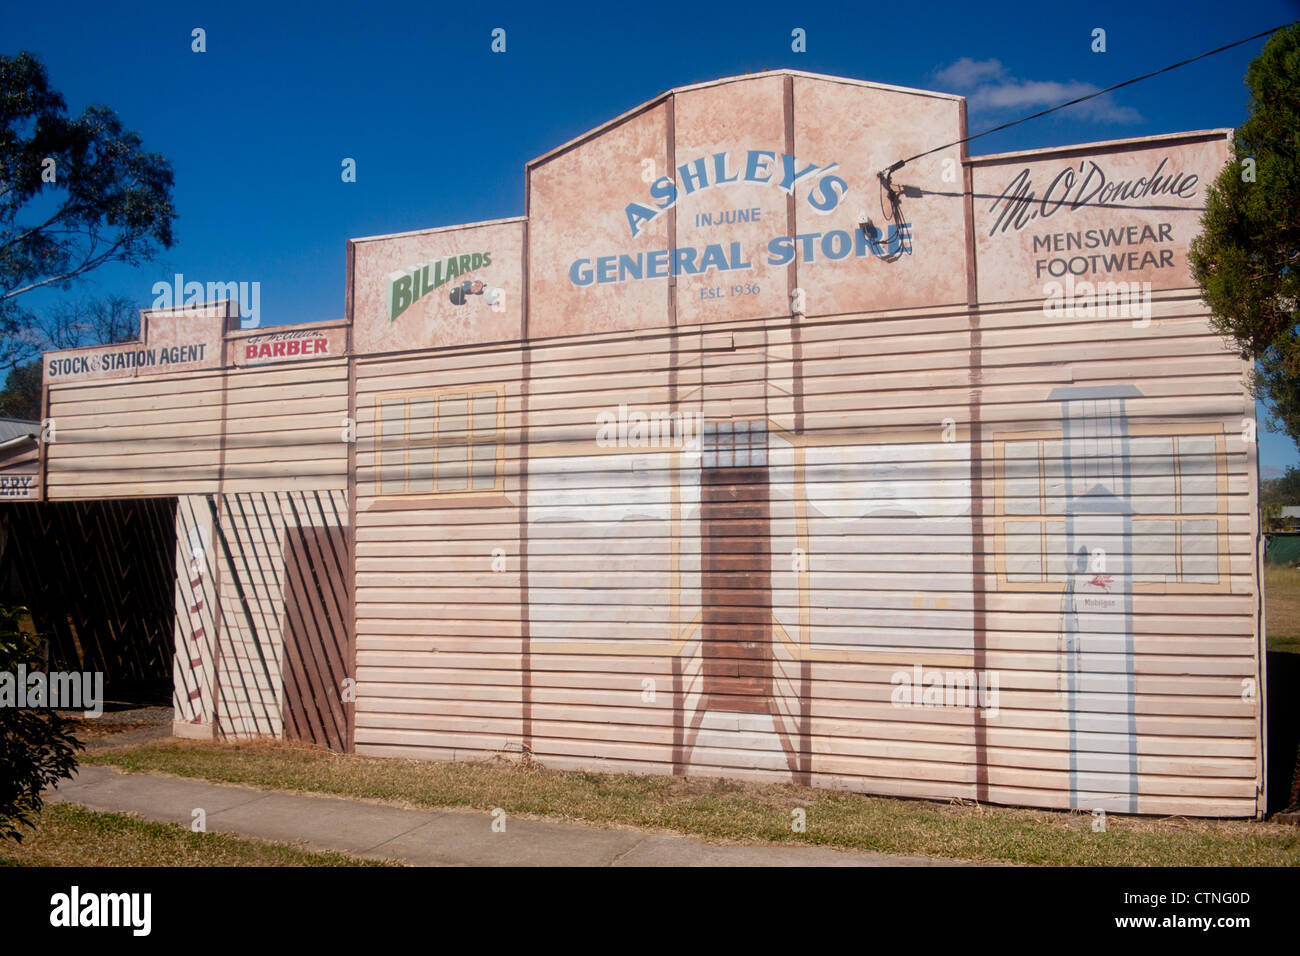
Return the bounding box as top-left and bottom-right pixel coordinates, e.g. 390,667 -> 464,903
0,607 -> 82,842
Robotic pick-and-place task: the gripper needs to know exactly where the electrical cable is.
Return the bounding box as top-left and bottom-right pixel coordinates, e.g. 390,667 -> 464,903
878,20 -> 1297,180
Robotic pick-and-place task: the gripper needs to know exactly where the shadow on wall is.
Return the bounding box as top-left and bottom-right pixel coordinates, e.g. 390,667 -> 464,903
1267,651 -> 1300,815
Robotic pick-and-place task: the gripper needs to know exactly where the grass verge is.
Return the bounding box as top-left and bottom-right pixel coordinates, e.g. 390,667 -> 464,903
1266,562 -> 1300,655
0,802 -> 394,867
85,739 -> 1300,866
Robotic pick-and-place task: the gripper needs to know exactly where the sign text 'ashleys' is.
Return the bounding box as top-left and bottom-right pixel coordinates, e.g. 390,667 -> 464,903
624,150 -> 848,238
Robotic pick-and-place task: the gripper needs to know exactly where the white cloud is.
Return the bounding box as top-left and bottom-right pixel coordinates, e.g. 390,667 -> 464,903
932,57 -> 1007,89
930,58 -> 1143,125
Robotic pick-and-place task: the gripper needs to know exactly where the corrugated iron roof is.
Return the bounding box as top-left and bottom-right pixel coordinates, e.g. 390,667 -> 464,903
0,417 -> 39,444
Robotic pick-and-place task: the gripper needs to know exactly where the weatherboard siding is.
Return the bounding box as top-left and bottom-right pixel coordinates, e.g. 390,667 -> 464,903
45,369 -> 225,499
220,358 -> 350,493
172,494 -> 219,732
44,353 -> 348,499
42,315 -> 353,745
973,290 -> 1258,817
170,489 -> 350,741
352,345 -> 526,759
211,490 -> 350,740
347,287 -> 1259,816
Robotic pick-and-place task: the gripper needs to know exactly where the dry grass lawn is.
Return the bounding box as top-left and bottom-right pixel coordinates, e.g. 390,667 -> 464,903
1266,562 -> 1300,654
0,802 -> 394,867
85,739 -> 1300,866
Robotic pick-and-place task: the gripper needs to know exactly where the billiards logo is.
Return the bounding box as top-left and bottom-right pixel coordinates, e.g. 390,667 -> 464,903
387,252 -> 493,320
448,278 -> 503,308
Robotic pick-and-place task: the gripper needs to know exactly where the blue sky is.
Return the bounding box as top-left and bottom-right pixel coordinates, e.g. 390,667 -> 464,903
6,0 -> 1299,470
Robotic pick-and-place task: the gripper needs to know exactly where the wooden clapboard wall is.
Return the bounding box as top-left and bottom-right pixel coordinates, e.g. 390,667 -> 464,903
45,354 -> 349,500
173,495 -> 219,725
350,287 -> 1259,816
45,368 -> 224,499
43,330 -> 353,747
975,290 -> 1258,817
210,492 -> 288,738
211,490 -> 350,743
33,76 -> 1259,815
510,310 -> 982,786
171,490 -> 351,746
222,358 -> 349,493
353,346 -> 525,760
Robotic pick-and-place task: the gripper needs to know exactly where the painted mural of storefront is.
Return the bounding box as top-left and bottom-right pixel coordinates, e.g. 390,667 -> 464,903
39,70 -> 1264,817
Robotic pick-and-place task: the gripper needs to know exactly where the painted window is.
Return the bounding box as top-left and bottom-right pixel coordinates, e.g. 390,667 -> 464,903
701,419 -> 768,468
376,387 -> 504,495
995,429 -> 1227,592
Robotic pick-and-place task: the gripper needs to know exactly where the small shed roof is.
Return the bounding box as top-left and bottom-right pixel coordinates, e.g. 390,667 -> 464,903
0,418 -> 38,445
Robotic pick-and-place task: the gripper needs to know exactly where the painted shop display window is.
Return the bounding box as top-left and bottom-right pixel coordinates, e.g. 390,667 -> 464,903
994,428 -> 1228,593
376,387 -> 504,495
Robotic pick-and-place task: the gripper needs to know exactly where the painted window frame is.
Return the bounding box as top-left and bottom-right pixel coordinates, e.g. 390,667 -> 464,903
374,385 -> 506,498
991,423 -> 1231,594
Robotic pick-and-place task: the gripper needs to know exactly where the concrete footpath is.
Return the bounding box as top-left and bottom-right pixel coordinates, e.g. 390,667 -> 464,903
48,764 -> 963,867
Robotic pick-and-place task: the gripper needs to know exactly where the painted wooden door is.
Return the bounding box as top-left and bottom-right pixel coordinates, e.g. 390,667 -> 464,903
700,419 -> 772,714
281,524 -> 354,752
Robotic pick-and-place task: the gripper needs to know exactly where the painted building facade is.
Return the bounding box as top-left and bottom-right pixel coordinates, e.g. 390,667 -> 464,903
36,71 -> 1264,817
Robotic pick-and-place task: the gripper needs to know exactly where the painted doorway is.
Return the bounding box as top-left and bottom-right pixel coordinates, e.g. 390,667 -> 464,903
281,524 -> 354,752
681,418 -> 802,776
1050,385 -> 1141,813
700,419 -> 773,713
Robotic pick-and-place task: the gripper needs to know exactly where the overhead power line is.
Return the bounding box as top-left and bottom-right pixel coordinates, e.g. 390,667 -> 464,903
879,20 -> 1298,180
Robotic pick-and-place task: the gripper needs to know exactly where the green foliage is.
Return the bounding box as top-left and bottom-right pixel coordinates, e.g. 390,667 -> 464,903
1262,498 -> 1284,532
0,360 -> 40,420
1189,23 -> 1300,445
0,607 -> 82,842
1271,464 -> 1300,505
0,51 -> 175,369
0,294 -> 145,420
